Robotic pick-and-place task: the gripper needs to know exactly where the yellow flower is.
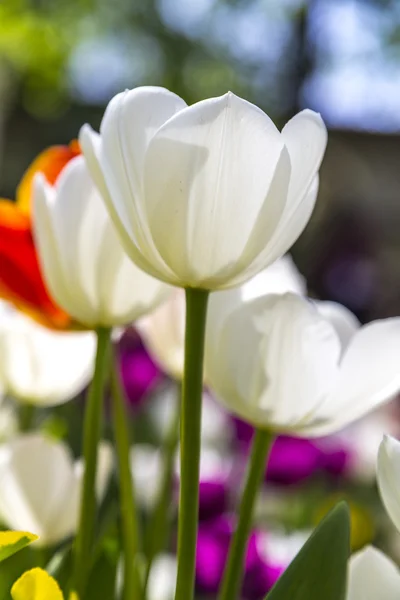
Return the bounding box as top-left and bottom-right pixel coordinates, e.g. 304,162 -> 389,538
11,568 -> 78,600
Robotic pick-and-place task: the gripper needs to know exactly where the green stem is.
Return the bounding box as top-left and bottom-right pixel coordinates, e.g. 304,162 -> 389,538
144,385 -> 180,589
110,350 -> 141,600
72,326 -> 111,597
218,428 -> 274,600
19,403 -> 35,432
174,289 -> 209,600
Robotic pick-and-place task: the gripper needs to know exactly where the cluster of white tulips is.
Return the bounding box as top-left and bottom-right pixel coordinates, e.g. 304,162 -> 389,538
0,86 -> 400,599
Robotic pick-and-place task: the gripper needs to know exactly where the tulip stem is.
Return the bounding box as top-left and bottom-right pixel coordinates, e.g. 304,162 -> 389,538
218,428 -> 274,600
174,289 -> 209,600
144,385 -> 180,590
110,351 -> 142,600
72,326 -> 111,597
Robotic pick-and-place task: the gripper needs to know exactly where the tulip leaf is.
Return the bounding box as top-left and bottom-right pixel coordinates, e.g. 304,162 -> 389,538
0,531 -> 38,564
266,502 -> 350,600
11,568 -> 63,600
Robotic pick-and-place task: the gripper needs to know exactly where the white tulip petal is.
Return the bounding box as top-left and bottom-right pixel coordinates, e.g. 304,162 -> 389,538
0,302 -> 95,405
306,318 -> 400,436
143,92 -> 290,286
96,88 -> 186,278
281,110 -> 327,210
34,155 -> 170,327
80,125 -> 169,282
377,435 -> 400,535
138,288 -> 186,379
241,255 -> 306,301
0,434 -> 76,546
33,175 -> 85,320
147,554 -> 177,600
130,444 -> 163,509
206,294 -> 341,430
314,300 -> 360,352
347,546 -> 400,600
242,175 -> 319,282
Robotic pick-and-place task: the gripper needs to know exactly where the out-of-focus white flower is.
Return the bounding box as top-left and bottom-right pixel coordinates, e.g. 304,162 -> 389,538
137,289 -> 185,379
33,155 -> 170,328
147,554 -> 177,600
80,87 -> 327,290
0,433 -> 113,546
377,435 -> 400,535
347,546 -> 400,599
333,406 -> 399,482
258,529 -> 310,570
130,444 -> 164,510
0,301 -> 95,406
205,292 -> 400,437
149,387 -> 233,450
138,255 -> 307,380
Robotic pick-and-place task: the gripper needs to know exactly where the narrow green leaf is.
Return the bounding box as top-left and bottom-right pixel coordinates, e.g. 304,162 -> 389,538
0,532 -> 38,564
266,502 -> 350,600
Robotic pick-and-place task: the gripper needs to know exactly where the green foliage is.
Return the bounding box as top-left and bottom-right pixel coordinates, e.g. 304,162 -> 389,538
266,502 -> 350,600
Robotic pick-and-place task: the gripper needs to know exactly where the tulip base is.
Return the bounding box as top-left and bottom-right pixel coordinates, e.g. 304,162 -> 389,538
175,289 -> 209,600
72,326 -> 112,597
218,428 -> 274,600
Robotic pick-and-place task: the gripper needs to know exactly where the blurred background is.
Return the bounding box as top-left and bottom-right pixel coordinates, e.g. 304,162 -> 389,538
1,1 -> 400,597
1,0 -> 400,322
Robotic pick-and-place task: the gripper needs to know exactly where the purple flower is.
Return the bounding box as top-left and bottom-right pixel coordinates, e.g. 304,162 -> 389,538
117,328 -> 163,407
195,516 -> 278,599
233,418 -> 349,485
199,481 -> 228,521
267,437 -> 322,485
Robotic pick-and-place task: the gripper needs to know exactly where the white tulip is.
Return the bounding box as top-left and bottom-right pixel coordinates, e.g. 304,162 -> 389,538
130,444 -> 164,510
347,546 -> 400,600
0,301 -> 95,406
80,87 -> 327,290
137,289 -> 185,379
138,255 -> 307,379
147,554 -> 177,600
335,407 -> 398,483
0,433 -> 113,547
33,155 -> 170,328
205,292 -> 400,437
148,387 -> 233,450
377,435 -> 400,534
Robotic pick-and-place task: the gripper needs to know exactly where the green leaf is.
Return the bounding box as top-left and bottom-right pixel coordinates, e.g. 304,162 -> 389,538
0,532 -> 37,564
266,502 -> 350,600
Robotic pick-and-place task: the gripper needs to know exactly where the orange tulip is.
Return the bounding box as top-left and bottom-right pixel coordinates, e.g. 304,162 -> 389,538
0,142 -> 81,329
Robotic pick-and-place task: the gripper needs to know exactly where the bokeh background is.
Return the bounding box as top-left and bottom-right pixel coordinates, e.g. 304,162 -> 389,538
1,0 -> 400,323
1,1 -> 400,597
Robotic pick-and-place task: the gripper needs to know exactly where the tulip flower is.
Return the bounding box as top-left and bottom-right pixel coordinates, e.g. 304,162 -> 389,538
377,435 -> 400,535
11,568 -> 64,600
0,301 -> 96,406
11,568 -> 79,600
80,87 -> 326,290
33,154 -> 170,328
130,444 -> 164,510
80,86 -> 327,600
205,292 -> 400,437
0,142 -> 80,329
138,255 -> 307,379
347,546 -> 400,599
0,433 -> 112,547
33,153 -> 171,596
147,554 -> 177,600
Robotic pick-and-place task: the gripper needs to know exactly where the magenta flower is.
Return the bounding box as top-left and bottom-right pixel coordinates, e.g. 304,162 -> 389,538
117,328 -> 163,408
